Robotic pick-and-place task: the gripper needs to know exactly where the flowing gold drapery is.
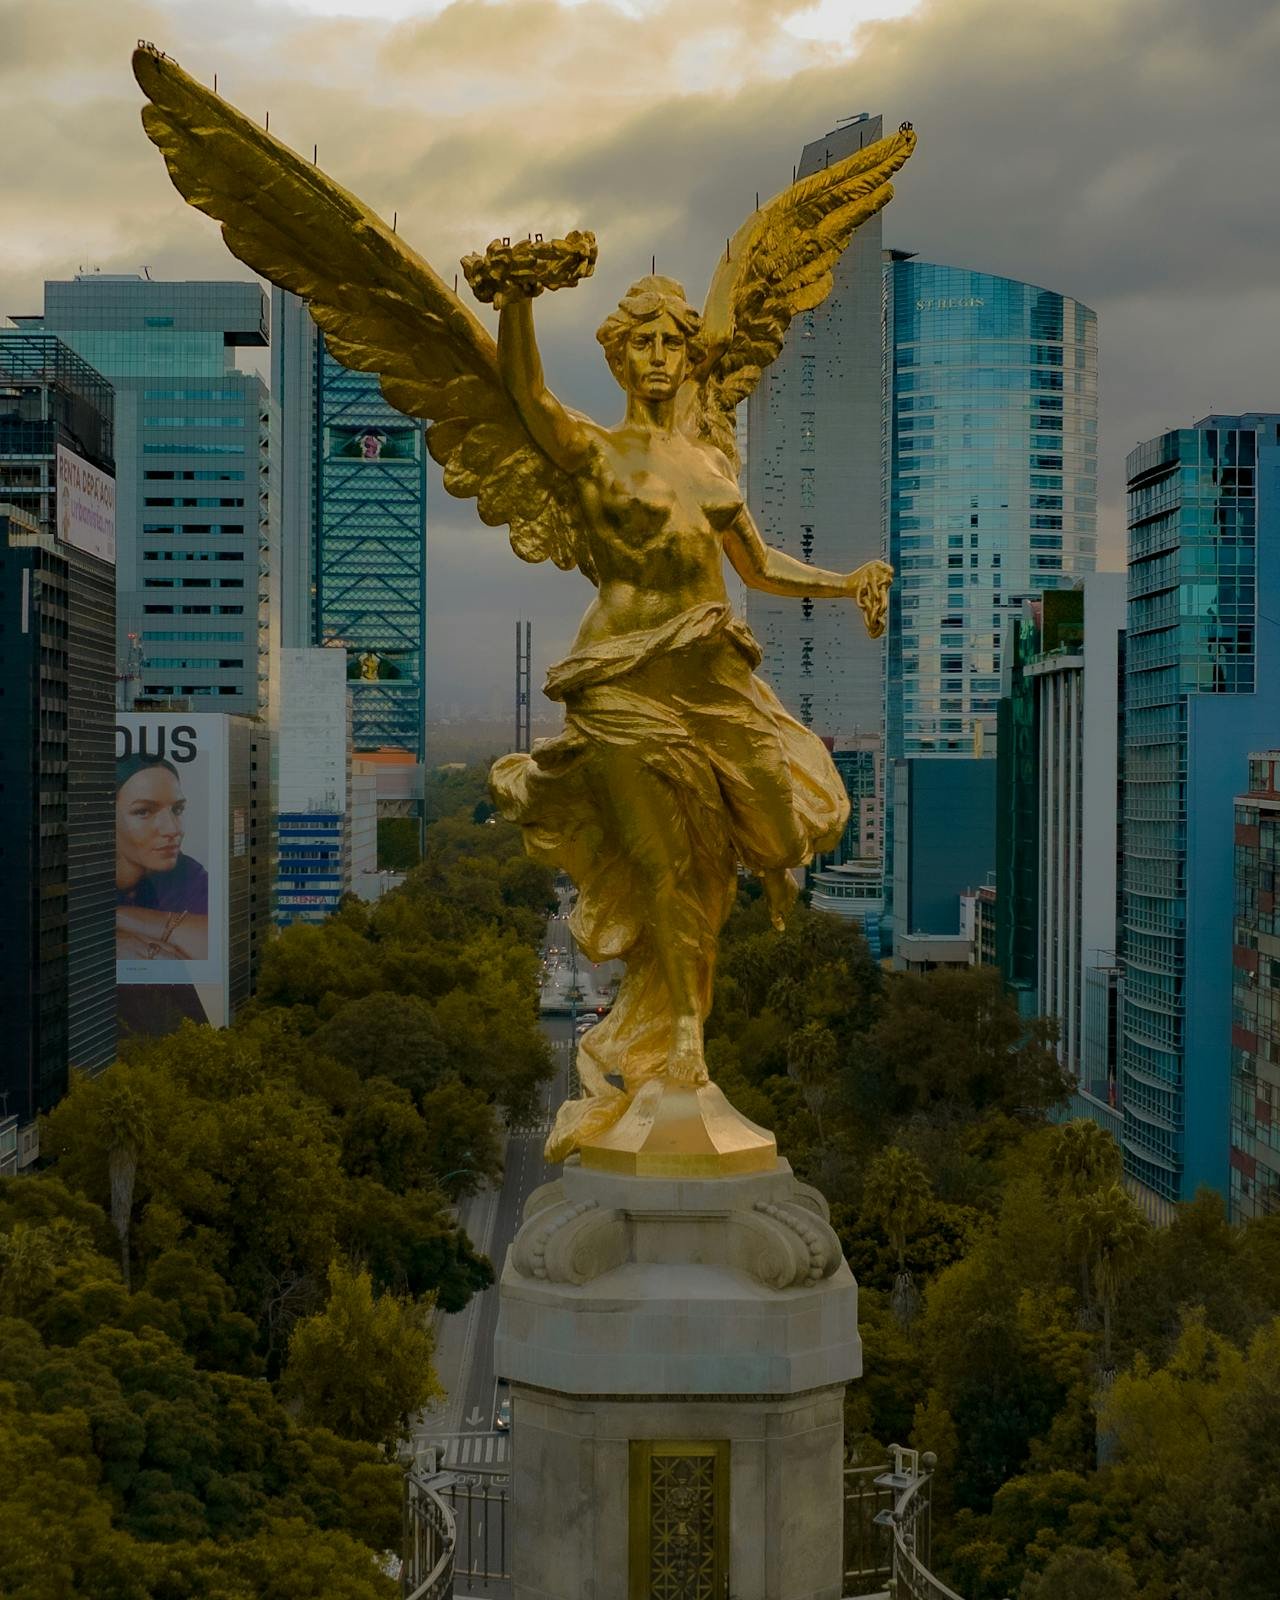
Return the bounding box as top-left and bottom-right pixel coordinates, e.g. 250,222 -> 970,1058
491,603 -> 849,1161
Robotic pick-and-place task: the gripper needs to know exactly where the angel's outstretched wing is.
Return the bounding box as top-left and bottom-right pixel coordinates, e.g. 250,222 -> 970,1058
131,45 -> 587,576
685,124 -> 917,466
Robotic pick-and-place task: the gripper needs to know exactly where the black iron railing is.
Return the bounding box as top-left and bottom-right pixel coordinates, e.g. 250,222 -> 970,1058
404,1444 -> 965,1598
438,1477 -> 510,1587
872,1445 -> 964,1600
402,1470 -> 457,1600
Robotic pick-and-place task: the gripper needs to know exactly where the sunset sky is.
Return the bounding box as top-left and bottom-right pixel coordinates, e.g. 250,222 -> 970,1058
5,0 -> 1278,714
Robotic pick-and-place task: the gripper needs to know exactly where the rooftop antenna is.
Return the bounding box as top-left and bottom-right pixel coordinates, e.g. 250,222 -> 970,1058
515,620 -> 532,753
141,265 -> 152,280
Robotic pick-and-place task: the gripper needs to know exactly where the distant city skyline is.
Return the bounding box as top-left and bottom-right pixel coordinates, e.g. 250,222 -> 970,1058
5,0 -> 1278,711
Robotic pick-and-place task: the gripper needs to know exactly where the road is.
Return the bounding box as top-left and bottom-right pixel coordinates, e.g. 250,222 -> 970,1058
453,1012 -> 571,1447
539,898 -> 620,1017
415,892 -> 618,1517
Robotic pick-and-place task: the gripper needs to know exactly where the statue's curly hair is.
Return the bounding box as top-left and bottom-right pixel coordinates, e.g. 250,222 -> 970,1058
595,276 -> 706,388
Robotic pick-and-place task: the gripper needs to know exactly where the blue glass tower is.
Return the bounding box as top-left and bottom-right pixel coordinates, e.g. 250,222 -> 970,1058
882,259 -> 1097,948
273,290 -> 426,757
1122,415 -> 1280,1208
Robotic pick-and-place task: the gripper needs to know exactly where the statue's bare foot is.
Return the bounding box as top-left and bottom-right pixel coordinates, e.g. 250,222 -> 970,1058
665,1015 -> 710,1086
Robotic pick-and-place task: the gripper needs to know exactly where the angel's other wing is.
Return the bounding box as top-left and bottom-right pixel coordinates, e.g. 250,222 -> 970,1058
686,124 -> 917,467
132,44 -> 587,576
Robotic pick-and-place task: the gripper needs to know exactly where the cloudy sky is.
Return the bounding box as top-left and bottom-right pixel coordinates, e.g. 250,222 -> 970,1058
5,0 -> 1278,716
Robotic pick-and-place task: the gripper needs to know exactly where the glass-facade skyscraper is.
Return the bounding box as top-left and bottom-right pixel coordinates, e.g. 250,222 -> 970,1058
0,334 -> 118,1163
1122,415 -> 1280,1209
1230,751 -> 1280,1220
15,277 -> 277,715
273,289 -> 426,757
882,260 -> 1097,948
884,260 -> 1098,760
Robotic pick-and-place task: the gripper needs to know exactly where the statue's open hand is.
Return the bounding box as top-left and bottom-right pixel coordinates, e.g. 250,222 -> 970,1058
845,559 -> 893,639
462,231 -> 598,306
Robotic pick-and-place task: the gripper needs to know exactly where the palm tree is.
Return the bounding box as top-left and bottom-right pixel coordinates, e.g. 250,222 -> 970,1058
786,1021 -> 838,1145
1065,1182 -> 1148,1372
97,1077 -> 153,1290
1046,1118 -> 1122,1197
862,1145 -> 931,1326
1046,1119 -> 1123,1310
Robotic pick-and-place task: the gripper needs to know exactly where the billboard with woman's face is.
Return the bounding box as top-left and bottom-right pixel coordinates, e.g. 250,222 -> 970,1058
115,715 -> 228,1027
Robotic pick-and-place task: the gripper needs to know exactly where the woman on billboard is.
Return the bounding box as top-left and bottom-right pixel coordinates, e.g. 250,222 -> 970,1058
115,754 -> 210,960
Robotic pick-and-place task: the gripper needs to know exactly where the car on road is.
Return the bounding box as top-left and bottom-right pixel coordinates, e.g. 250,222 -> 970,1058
576,1016 -> 599,1034
495,1396 -> 512,1432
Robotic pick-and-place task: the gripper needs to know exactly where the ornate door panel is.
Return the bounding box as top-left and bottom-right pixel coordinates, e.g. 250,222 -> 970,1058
629,1440 -> 729,1600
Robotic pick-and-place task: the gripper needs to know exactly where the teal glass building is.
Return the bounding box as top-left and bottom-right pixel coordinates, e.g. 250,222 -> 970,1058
1122,415 -> 1280,1209
1231,752 -> 1280,1220
15,277 -> 276,714
882,259 -> 1098,949
273,290 -> 426,757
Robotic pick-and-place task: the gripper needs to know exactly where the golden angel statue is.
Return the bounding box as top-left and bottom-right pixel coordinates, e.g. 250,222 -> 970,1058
133,45 -> 914,1167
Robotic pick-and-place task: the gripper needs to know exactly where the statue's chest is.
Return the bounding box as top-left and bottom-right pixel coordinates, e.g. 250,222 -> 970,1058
589,446 -> 740,545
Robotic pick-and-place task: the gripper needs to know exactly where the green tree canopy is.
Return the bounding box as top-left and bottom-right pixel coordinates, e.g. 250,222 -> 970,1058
282,1260 -> 441,1449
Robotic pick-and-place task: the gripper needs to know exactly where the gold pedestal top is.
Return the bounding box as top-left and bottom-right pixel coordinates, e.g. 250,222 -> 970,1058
580,1079 -> 778,1179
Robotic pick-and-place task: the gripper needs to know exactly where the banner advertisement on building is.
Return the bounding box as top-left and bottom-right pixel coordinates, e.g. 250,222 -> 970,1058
325,423 -> 418,462
115,714 -> 228,1030
55,443 -> 116,564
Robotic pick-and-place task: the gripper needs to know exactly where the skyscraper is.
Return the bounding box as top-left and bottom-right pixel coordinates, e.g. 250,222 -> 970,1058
0,335 -> 118,1148
1122,414 -> 1280,1211
0,335 -> 118,1159
883,260 -> 1098,949
272,289 -> 427,757
15,276 -> 277,714
1231,751 -> 1280,1220
745,114 -> 887,744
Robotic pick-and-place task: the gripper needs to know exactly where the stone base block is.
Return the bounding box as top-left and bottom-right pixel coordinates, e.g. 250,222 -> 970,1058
495,1158 -> 860,1599
508,1384 -> 849,1600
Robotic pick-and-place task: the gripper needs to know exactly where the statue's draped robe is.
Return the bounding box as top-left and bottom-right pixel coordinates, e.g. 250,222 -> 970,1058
491,601 -> 848,1160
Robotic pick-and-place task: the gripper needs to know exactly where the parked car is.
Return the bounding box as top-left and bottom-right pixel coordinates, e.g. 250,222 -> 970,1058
495,1396 -> 512,1432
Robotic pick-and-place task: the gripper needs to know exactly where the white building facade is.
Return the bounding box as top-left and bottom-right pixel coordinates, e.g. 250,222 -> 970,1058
745,115 -> 887,745
1026,573 -> 1125,1091
275,646 -> 350,925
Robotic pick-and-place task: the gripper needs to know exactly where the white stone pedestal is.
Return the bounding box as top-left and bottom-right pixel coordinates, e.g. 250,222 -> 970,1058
494,1158 -> 860,1600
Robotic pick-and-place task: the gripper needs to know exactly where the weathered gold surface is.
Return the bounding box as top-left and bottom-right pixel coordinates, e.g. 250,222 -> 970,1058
580,1080 -> 777,1178
132,45 -> 915,1171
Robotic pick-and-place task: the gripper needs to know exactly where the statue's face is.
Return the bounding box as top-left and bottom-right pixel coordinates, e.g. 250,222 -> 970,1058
623,312 -> 687,401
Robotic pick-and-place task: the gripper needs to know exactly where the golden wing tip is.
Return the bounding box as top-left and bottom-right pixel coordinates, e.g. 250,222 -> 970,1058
132,41 -> 169,76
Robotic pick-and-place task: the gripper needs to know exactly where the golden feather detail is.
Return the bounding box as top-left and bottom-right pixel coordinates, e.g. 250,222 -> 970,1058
687,125 -> 917,468
131,44 -> 587,577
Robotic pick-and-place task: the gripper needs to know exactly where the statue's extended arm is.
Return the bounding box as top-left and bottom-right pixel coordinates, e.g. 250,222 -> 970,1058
725,507 -> 891,637
497,296 -> 593,474
726,507 -> 863,598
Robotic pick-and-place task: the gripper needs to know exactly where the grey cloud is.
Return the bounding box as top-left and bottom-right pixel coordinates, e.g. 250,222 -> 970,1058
6,0 -> 1280,712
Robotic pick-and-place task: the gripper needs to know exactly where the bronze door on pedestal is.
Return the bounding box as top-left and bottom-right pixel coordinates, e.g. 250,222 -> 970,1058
629,1440 -> 729,1600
